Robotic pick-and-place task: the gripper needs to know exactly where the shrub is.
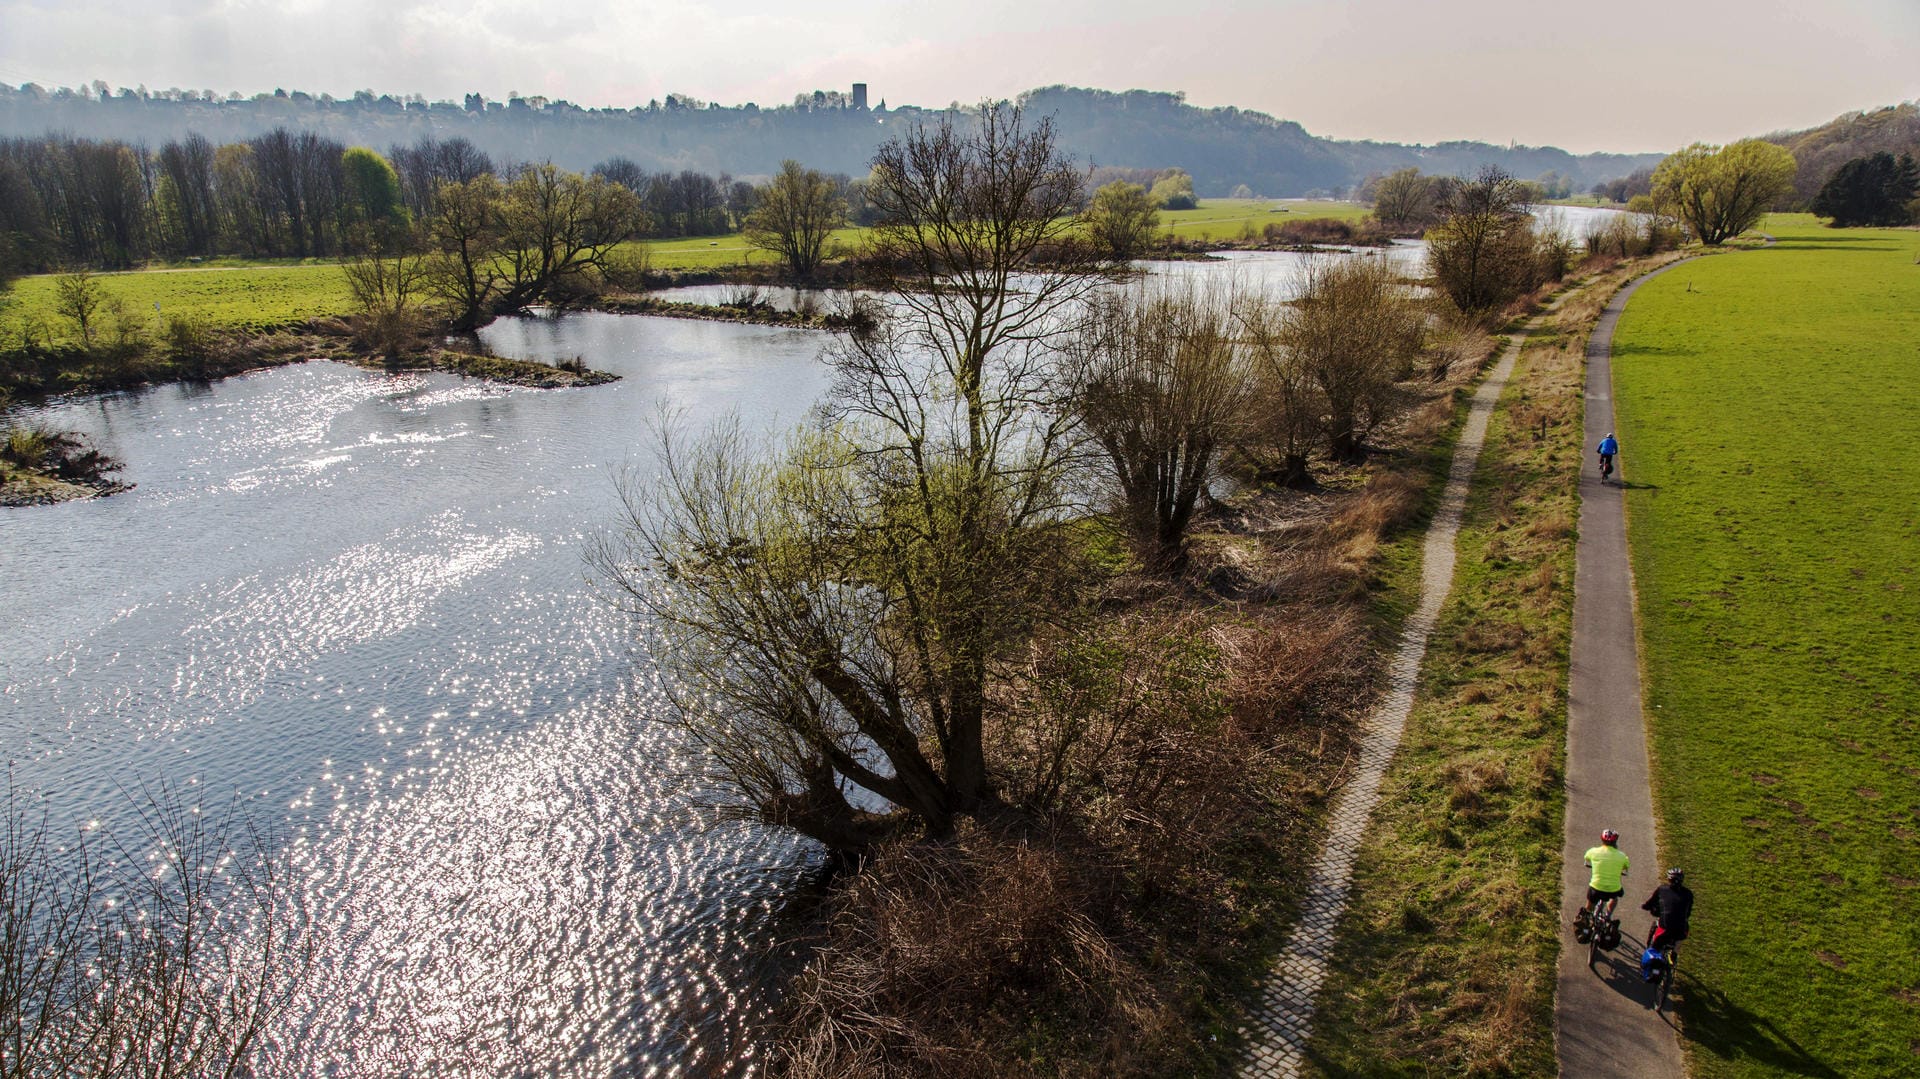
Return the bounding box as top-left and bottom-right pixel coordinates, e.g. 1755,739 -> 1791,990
1,423 -> 123,482
163,312 -> 218,360
1263,218 -> 1355,246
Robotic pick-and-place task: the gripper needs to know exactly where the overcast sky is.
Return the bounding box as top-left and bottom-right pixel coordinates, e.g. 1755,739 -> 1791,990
2,0 -> 1916,153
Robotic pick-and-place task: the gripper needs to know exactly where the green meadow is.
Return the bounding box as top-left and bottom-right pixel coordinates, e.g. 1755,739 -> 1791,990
3,263 -> 354,343
624,199 -> 1370,268
1611,215 -> 1920,1077
1160,198 -> 1369,239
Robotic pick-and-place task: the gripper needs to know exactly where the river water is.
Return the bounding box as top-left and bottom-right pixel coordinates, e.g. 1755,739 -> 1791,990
0,231 -> 1619,1074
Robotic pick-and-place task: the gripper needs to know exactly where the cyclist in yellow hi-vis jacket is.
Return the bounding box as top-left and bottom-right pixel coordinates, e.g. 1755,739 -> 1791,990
1575,828 -> 1629,942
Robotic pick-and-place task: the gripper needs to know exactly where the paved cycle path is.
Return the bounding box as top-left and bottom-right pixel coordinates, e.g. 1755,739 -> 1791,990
1554,263 -> 1686,1078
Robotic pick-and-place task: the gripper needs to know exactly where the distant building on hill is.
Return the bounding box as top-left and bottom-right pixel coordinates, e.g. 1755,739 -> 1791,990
852,83 -> 868,111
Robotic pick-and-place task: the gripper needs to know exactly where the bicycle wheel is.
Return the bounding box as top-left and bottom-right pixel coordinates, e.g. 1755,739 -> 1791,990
1656,948 -> 1677,1014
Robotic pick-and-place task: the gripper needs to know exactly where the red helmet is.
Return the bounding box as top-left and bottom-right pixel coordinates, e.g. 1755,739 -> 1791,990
1600,828 -> 1620,843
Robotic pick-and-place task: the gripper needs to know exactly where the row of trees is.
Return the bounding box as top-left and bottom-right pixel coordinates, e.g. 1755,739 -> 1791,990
0,129 -> 869,277
0,131 -> 420,268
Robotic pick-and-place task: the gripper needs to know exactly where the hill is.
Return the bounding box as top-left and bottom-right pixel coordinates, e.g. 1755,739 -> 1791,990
0,82 -> 1660,196
1764,101 -> 1920,205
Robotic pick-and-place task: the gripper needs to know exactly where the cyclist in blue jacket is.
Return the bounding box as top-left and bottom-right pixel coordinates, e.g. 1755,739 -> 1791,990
1597,433 -> 1619,481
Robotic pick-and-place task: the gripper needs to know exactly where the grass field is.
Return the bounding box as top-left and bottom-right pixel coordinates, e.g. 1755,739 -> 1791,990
1158,198 -> 1369,240
2,263 -> 354,344
620,199 -> 1370,268
1611,216 -> 1920,1077
1304,289 -> 1601,1075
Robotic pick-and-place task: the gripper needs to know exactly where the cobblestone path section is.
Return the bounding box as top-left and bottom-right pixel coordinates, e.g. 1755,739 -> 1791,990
1238,320 -> 1533,1078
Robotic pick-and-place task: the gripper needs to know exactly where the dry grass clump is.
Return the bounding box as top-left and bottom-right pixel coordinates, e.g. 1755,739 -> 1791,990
776,825 -> 1168,1079
1213,607 -> 1372,733
1331,466 -> 1427,541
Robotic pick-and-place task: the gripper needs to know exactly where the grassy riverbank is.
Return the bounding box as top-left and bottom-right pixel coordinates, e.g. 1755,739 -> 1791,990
1301,253 -> 1688,1075
1611,216 -> 1920,1078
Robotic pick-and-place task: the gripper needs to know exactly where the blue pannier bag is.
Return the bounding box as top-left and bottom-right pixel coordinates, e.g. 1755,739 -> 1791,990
1639,946 -> 1668,982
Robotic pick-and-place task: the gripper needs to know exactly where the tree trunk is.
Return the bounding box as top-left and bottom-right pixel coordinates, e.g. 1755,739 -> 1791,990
1275,453 -> 1313,489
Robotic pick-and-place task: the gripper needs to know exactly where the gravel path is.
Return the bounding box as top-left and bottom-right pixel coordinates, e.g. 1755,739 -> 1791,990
1552,264 -> 1686,1078
1238,319 -> 1533,1078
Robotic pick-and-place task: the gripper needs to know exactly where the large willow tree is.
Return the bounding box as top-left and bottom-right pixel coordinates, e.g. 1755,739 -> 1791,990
597,107 -> 1101,853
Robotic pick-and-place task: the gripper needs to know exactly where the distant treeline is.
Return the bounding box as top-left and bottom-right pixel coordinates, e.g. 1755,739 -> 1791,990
0,82 -> 1663,205
0,130 -> 877,273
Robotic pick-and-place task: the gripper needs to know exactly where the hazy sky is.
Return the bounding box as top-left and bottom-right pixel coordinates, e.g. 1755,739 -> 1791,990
2,0 -> 1916,153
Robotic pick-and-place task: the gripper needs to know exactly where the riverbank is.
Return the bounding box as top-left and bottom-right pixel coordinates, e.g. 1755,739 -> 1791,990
1,326 -> 618,406
0,469 -> 133,506
763,320 -> 1508,1075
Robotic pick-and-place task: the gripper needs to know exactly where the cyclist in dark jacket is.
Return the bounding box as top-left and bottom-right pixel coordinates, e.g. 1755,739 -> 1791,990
1642,868 -> 1694,949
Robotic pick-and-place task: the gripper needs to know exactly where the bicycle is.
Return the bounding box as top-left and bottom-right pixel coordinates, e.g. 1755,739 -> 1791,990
1647,928 -> 1679,1014
1575,894 -> 1622,968
1599,453 -> 1615,484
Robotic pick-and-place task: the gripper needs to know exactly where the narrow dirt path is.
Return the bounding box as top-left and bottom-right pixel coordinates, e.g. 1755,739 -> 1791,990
1238,318 -> 1535,1078
1553,263 -> 1686,1078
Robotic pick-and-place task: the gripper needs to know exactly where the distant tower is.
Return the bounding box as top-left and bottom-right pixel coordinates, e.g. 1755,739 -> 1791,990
852,83 -> 868,111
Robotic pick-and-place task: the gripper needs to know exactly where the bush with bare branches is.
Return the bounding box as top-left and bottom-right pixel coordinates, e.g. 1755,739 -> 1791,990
1067,282 -> 1253,571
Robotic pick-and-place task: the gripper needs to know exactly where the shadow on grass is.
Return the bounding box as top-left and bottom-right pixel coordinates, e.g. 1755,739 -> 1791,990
1677,980 -> 1844,1078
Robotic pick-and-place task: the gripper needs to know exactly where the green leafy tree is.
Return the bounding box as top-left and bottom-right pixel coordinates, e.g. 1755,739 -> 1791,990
494,165 -> 644,312
340,147 -> 410,250
1080,180 -> 1159,259
743,160 -> 845,278
1810,152 -> 1919,227
1652,139 -> 1797,245
422,174 -> 505,330
1149,168 -> 1197,210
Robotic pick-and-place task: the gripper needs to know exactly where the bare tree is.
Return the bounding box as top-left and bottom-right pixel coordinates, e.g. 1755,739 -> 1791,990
1283,255 -> 1424,461
596,105 -> 1100,853
53,269 -> 102,346
342,247 -> 428,358
1426,165 -> 1535,319
156,135 -> 219,257
1237,293 -> 1324,488
743,160 -> 845,279
1068,281 -> 1252,570
1366,166 -> 1449,232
